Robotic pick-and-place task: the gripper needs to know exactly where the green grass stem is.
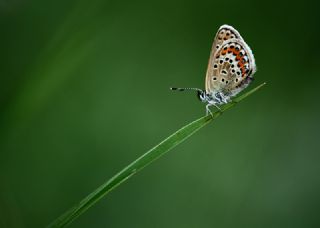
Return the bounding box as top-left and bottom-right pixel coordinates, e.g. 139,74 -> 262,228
47,82 -> 266,227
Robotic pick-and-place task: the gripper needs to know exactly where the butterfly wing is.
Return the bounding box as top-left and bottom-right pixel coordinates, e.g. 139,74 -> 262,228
205,25 -> 256,97
205,25 -> 243,92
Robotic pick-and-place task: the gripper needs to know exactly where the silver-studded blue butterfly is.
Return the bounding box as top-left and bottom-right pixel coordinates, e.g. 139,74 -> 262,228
171,25 -> 257,115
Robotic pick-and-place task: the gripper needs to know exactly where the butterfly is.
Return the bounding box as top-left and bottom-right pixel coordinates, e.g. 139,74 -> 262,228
171,25 -> 257,116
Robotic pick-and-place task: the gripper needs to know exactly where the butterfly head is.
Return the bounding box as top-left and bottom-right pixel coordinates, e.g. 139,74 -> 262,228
197,90 -> 207,102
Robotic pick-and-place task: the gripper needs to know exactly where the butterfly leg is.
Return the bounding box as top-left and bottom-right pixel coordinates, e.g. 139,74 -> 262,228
219,92 -> 230,104
206,104 -> 213,117
206,103 -> 220,117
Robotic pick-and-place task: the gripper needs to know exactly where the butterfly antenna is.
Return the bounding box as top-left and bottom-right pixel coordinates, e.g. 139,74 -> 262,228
170,87 -> 203,92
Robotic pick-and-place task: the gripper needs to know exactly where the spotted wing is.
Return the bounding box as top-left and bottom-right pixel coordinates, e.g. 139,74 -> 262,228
205,25 -> 243,91
205,25 -> 256,97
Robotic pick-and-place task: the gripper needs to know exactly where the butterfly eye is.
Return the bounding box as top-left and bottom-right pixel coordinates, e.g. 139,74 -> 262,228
197,91 -> 205,101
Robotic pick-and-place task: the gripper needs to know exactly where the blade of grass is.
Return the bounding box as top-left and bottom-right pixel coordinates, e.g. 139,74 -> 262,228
47,82 -> 266,228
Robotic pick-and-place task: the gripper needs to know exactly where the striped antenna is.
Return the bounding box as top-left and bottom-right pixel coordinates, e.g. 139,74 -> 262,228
170,87 -> 203,92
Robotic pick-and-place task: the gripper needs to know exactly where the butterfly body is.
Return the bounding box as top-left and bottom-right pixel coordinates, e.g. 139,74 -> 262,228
171,25 -> 256,115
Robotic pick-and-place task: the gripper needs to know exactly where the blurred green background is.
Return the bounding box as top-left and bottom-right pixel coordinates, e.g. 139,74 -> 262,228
1,0 -> 320,227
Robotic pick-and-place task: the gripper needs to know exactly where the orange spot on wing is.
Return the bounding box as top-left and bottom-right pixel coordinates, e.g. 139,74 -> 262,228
233,50 -> 239,55
241,68 -> 246,76
227,47 -> 234,53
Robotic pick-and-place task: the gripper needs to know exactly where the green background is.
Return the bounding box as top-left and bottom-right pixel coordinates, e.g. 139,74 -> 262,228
1,0 -> 320,227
